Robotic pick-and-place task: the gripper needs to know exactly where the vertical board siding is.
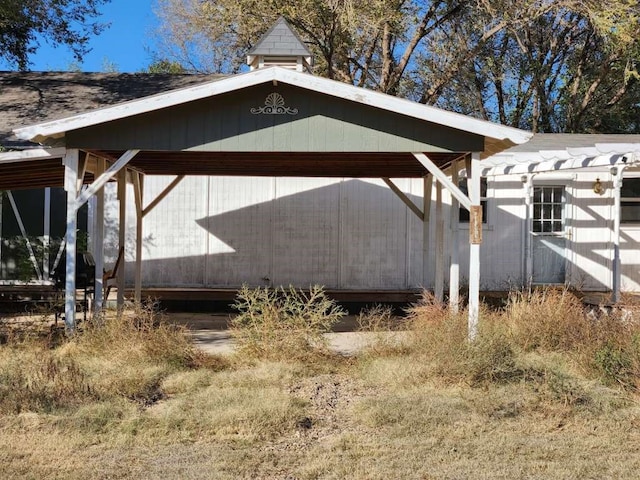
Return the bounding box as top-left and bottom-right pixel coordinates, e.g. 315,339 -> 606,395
271,178 -> 340,287
340,179 -> 409,289
109,169 -> 640,294
205,177 -> 274,286
139,176 -> 208,286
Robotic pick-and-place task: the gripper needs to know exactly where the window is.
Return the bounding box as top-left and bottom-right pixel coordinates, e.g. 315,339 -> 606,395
459,177 -> 488,223
621,178 -> 640,223
532,186 -> 563,233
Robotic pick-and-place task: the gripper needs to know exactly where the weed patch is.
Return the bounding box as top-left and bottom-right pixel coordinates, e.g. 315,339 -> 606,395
230,285 -> 345,361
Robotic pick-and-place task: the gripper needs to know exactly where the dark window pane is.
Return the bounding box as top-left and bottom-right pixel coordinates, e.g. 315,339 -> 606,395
544,189 -> 552,202
543,221 -> 552,233
459,200 -> 488,223
621,178 -> 640,198
553,187 -> 563,202
533,220 -> 542,232
553,221 -> 562,232
534,188 -> 542,202
543,204 -> 552,219
621,203 -> 640,223
553,204 -> 562,220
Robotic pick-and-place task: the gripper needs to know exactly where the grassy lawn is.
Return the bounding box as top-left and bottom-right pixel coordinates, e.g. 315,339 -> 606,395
1,289 -> 639,479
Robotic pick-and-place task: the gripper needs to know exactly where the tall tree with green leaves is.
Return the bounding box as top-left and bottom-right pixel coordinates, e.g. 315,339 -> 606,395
0,0 -> 109,70
153,0 -> 640,133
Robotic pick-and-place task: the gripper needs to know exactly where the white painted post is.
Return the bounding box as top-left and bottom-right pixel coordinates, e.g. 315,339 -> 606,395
523,175 -> 533,287
133,172 -> 144,304
43,187 -> 51,281
435,181 -> 444,301
612,166 -> 624,303
117,169 -> 127,311
449,161 -> 460,312
93,157 -> 106,311
0,192 -> 2,278
423,176 -> 433,287
468,152 -> 482,340
63,149 -> 79,331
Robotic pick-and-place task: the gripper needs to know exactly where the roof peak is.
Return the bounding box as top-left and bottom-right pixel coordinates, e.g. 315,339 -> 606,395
247,17 -> 313,72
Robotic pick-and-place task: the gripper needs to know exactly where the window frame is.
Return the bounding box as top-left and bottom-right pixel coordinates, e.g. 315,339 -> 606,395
620,176 -> 640,224
458,177 -> 488,224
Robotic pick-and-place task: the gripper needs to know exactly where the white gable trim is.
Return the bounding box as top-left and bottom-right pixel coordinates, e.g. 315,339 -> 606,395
14,67 -> 531,149
0,147 -> 66,164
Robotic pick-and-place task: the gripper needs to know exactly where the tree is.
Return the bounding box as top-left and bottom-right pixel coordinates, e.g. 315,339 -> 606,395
153,0 -> 640,133
145,59 -> 186,74
0,0 -> 109,70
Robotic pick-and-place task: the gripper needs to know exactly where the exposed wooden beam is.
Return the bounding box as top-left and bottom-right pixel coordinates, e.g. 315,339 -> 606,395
382,178 -> 424,221
142,175 -> 185,217
413,152 -> 472,211
75,149 -> 139,210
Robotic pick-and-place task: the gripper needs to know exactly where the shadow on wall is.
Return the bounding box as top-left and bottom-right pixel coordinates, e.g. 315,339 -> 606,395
111,175 -> 622,292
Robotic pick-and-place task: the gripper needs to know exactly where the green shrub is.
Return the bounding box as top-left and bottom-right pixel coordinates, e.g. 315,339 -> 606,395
231,285 -> 345,360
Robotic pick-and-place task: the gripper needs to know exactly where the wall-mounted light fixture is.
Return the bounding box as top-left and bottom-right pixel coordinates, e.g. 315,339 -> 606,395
593,178 -> 605,195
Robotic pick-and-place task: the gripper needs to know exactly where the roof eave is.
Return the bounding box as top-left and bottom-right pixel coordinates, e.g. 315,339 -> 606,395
14,67 -> 532,155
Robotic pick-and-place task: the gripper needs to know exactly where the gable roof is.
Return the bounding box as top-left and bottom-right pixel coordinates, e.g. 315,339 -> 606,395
13,66 -> 531,158
248,17 -> 311,57
0,71 -> 223,147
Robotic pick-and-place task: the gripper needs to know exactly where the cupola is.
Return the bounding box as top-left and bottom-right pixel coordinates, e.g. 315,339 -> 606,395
247,17 -> 313,72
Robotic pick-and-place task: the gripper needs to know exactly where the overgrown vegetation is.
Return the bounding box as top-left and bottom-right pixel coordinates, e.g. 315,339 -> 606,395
230,284 -> 345,361
1,287 -> 640,479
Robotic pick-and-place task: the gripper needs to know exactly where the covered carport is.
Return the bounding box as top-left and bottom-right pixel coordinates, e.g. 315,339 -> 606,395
5,66 -> 531,335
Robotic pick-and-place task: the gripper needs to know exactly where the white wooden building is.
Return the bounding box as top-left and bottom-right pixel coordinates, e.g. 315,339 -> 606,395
1,17 -> 639,332
106,133 -> 640,298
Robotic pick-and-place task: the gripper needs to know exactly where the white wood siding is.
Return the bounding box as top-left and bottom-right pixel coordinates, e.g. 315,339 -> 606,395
102,169 -> 640,293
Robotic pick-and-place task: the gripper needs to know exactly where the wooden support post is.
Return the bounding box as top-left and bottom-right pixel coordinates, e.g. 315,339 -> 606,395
612,166 -> 625,303
435,181 -> 444,301
93,157 -> 106,312
422,175 -> 433,287
523,175 -> 533,286
449,161 -> 460,312
43,187 -> 51,281
468,152 -> 482,340
63,149 -> 79,332
117,169 -> 127,311
133,172 -> 144,304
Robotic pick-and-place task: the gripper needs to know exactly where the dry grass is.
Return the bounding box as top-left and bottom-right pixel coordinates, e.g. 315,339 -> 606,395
230,285 -> 345,361
1,290 -> 640,479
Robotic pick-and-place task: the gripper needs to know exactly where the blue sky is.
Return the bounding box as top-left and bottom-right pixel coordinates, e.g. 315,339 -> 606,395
25,0 -> 157,72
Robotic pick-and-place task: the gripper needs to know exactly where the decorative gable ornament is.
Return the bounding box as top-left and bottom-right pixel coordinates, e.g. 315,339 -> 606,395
251,92 -> 298,115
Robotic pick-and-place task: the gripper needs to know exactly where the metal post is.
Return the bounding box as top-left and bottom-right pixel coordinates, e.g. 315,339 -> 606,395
63,149 -> 79,331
